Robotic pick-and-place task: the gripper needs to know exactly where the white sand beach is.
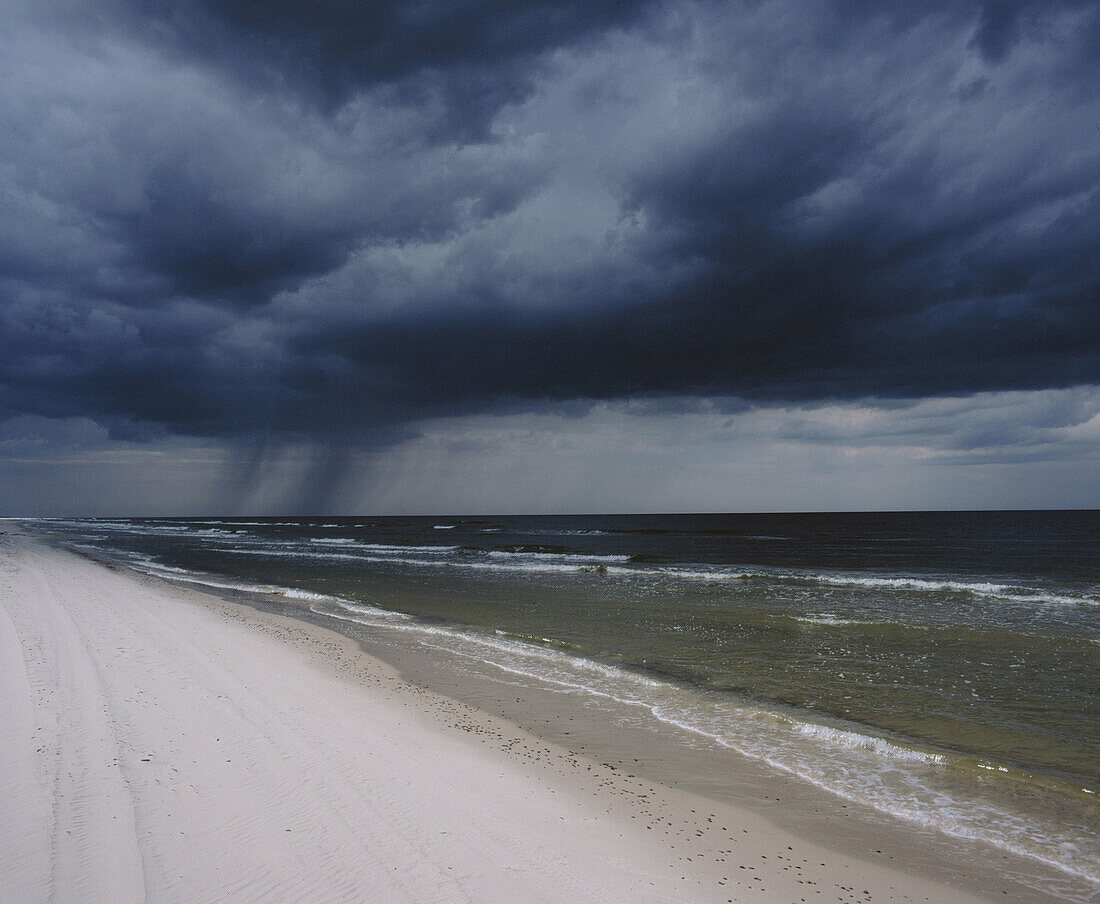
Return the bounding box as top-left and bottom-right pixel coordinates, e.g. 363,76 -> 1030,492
0,530 -> 1048,903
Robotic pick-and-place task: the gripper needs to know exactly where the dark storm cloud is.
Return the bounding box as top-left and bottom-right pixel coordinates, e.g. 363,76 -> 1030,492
108,0 -> 657,137
0,0 -> 1098,446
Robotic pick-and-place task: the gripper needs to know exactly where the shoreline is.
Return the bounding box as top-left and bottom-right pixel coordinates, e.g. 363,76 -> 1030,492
240,578 -> 1100,904
3,529 -> 1092,902
72,527 -> 1096,901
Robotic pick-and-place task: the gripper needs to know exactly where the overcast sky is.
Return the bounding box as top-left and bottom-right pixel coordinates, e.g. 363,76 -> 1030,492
1,0 -> 1098,515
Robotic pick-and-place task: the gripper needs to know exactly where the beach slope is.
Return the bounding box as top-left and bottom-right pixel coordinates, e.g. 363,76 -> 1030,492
1,531 -> 1003,903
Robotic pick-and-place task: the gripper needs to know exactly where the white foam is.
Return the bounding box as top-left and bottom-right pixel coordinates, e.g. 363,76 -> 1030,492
105,550 -> 348,604
797,572 -> 1095,606
527,529 -> 609,536
793,614 -> 863,627
282,588 -> 337,602
607,563 -> 1096,607
484,550 -> 630,564
132,565 -> 278,596
224,547 -> 364,562
310,539 -> 458,553
783,720 -> 945,764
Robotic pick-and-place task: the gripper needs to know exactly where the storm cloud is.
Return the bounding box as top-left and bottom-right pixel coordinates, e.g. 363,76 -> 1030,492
1,0 -> 1098,452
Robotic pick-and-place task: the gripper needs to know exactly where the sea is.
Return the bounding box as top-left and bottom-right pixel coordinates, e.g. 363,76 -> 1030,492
33,511 -> 1099,887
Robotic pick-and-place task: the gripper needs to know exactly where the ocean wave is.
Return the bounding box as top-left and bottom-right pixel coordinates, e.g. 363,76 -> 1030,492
314,598 -> 664,690
168,520 -> 281,527
781,572 -> 1097,607
607,563 -> 1097,607
484,549 -> 630,564
215,547 -> 363,561
378,555 -> 621,574
789,613 -> 934,631
526,529 -> 610,537
782,719 -> 945,764
248,548 -> 630,575
118,552 -> 357,607
310,539 -> 459,553
128,562 -> 284,596
792,614 -> 866,627
282,587 -> 342,602
52,516 -> 1094,608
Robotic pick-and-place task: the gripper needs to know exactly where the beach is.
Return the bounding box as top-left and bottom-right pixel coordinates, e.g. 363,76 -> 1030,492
0,528 -> 1089,903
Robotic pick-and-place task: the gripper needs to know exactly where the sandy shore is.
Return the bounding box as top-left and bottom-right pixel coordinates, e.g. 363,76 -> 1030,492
0,530 -> 1045,903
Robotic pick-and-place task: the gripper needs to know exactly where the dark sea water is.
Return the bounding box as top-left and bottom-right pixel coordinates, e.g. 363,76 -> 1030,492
35,511 -> 1099,884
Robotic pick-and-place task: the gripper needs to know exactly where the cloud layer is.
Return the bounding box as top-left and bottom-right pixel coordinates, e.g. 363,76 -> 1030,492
1,0 -> 1098,449
5,387 -> 1096,515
